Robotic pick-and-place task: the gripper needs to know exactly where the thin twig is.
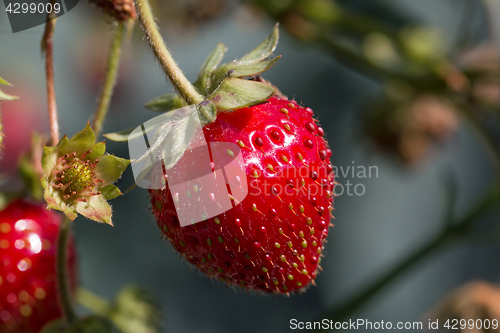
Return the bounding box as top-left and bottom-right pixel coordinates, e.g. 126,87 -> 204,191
41,8 -> 59,145
92,21 -> 126,137
57,217 -> 78,324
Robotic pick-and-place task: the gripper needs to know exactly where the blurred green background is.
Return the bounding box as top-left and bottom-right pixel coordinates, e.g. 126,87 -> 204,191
1,0 -> 500,332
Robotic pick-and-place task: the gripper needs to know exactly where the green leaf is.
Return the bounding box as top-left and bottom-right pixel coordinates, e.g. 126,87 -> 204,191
87,142 -> 106,160
95,154 -> 130,185
75,195 -> 113,225
100,184 -> 122,200
145,93 -> 187,112
0,77 -> 13,86
208,78 -> 275,111
62,123 -> 96,156
238,23 -> 279,65
41,146 -> 59,179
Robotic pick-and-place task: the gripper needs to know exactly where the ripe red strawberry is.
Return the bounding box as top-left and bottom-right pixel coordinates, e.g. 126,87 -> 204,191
150,96 -> 334,294
0,199 -> 77,333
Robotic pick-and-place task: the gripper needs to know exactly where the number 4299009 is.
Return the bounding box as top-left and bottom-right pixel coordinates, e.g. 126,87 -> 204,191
444,319 -> 498,330
5,2 -> 61,14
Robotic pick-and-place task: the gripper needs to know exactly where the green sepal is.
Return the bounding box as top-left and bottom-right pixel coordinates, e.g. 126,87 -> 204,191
95,154 -> 131,186
0,90 -> 18,101
57,135 -> 70,150
43,182 -> 78,220
194,42 -> 227,94
62,123 -> 96,157
227,56 -> 281,78
238,23 -> 279,65
75,195 -> 113,225
41,146 -> 59,178
145,93 -> 187,112
0,77 -> 12,86
193,25 -> 280,105
207,56 -> 281,95
64,206 -> 79,221
103,127 -> 135,142
100,184 -> 122,200
104,122 -> 157,142
197,100 -> 217,124
87,141 -> 106,161
208,78 -> 275,111
0,76 -> 18,100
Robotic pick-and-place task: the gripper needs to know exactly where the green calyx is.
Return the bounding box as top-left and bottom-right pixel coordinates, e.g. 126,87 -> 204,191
144,24 -> 281,122
41,123 -> 130,225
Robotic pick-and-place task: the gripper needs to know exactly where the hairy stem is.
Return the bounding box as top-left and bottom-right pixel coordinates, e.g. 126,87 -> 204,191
42,9 -> 59,145
134,0 -> 204,105
92,22 -> 126,137
313,184 -> 500,331
57,217 -> 77,324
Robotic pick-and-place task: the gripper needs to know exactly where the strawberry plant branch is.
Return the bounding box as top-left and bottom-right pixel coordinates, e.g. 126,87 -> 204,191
313,184 -> 500,331
76,288 -> 111,315
41,4 -> 59,145
134,0 -> 204,105
57,216 -> 78,324
92,22 -> 126,137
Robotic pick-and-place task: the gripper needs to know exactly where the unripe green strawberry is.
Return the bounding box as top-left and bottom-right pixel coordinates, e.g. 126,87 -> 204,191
150,96 -> 334,294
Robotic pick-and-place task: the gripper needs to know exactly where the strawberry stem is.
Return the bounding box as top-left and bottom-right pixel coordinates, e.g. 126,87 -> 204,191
41,1 -> 59,146
57,216 -> 78,324
92,21 -> 126,137
134,0 -> 204,105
